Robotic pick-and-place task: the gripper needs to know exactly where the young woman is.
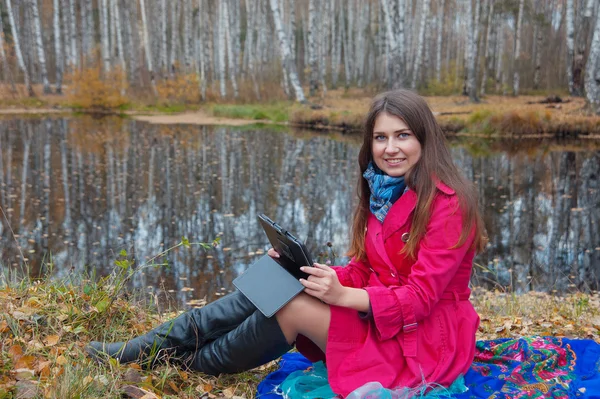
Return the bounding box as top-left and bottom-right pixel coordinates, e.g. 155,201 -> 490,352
88,89 -> 486,397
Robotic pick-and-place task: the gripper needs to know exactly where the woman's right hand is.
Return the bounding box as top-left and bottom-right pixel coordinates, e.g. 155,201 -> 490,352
267,248 -> 280,259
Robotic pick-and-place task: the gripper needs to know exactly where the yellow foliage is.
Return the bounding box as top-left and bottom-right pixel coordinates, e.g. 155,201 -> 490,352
66,67 -> 128,110
156,73 -> 200,104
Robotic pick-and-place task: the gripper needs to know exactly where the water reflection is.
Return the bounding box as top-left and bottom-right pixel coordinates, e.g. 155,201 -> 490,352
0,117 -> 598,307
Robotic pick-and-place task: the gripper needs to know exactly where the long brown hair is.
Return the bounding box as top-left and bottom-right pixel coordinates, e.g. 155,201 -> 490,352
348,89 -> 486,260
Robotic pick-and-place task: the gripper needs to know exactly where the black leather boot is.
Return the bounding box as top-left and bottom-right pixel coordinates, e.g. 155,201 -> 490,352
182,309 -> 293,375
87,290 -> 256,365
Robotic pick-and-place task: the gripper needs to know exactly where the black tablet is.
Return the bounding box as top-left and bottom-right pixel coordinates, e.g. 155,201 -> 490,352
257,213 -> 313,280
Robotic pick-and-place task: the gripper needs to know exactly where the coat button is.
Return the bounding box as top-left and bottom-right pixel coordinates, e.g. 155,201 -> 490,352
401,233 -> 409,243
391,272 -> 396,277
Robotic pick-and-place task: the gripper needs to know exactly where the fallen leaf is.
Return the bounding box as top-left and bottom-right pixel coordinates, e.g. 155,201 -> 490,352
55,355 -> 68,366
222,388 -> 235,398
122,385 -> 159,399
591,316 -> 600,330
0,320 -> 8,333
43,335 -> 60,347
14,355 -> 36,369
8,345 -> 24,360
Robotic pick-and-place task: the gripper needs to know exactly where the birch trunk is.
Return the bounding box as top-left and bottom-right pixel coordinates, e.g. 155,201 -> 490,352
184,0 -> 192,72
308,0 -> 319,96
411,0 -> 430,89
566,0 -> 575,94
435,0 -> 446,82
140,0 -> 157,94
29,0 -> 50,93
0,11 -> 17,95
5,0 -> 34,96
100,0 -> 111,72
513,0 -> 525,95
217,0 -> 226,97
533,5 -> 544,89
68,0 -> 77,68
122,0 -> 139,83
574,0 -> 596,96
466,0 -> 479,101
331,0 -> 340,87
112,0 -> 125,73
495,17 -> 504,92
170,1 -> 179,75
584,2 -> 600,114
53,0 -> 62,93
223,0 -> 238,97
160,0 -> 167,75
381,0 -> 402,88
481,0 -> 494,95
269,0 -> 306,102
198,0 -> 207,100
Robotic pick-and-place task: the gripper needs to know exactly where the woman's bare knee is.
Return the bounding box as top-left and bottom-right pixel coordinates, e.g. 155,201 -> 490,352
275,293 -> 330,351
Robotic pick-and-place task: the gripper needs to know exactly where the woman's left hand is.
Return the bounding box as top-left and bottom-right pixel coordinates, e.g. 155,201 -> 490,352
300,263 -> 347,306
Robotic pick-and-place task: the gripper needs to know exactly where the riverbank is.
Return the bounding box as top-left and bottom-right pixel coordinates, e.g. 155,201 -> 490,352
1,266 -> 599,398
1,86 -> 599,139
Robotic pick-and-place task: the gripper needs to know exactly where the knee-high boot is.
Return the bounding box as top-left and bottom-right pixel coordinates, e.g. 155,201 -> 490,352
182,309 -> 293,375
86,290 -> 256,365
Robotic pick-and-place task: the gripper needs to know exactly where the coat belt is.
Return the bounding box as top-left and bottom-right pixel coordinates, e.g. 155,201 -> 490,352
401,290 -> 470,358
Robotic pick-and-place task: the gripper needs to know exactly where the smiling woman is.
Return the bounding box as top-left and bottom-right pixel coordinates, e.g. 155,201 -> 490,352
87,89 -> 488,398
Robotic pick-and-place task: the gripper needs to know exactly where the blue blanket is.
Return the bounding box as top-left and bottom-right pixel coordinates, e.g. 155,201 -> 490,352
256,337 -> 600,399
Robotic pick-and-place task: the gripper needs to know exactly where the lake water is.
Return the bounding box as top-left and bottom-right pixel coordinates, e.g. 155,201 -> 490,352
0,117 -> 598,307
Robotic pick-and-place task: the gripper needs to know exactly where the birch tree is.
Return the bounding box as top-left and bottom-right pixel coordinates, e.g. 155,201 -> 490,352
269,0 -> 306,102
513,0 -> 525,96
480,0 -> 494,95
53,0 -> 63,94
307,0 -> 319,96
0,5 -> 17,95
5,0 -> 34,96
139,0 -> 157,94
29,0 -> 50,93
585,1 -> 600,114
435,0 -> 446,82
411,0 -> 430,89
100,0 -> 111,72
465,0 -> 479,101
566,0 -> 575,95
381,0 -> 404,88
217,1 -> 226,97
223,0 -> 238,98
68,0 -> 77,68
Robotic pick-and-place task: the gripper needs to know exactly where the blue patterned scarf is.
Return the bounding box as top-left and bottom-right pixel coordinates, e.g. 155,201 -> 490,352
363,162 -> 406,222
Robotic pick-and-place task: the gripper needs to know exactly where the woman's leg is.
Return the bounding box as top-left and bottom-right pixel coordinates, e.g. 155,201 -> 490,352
276,293 -> 331,352
87,290 -> 256,365
182,293 -> 328,375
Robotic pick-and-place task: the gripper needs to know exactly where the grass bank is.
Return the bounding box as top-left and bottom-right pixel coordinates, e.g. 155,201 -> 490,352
1,84 -> 600,138
2,258 -> 599,399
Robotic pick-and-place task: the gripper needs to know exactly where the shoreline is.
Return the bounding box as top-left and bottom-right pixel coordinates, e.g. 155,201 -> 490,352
1,93 -> 599,139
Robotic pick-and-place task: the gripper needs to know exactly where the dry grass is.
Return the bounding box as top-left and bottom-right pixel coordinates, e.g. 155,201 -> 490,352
1,270 -> 599,399
0,82 -> 599,138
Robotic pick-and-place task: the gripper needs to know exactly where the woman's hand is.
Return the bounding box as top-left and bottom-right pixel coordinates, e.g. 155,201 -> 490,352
299,263 -> 348,306
267,248 -> 280,259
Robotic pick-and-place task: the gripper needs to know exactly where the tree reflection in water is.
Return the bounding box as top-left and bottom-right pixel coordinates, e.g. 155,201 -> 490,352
0,117 -> 597,307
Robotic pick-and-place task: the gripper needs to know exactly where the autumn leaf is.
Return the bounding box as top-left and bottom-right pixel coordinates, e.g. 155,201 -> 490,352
55,355 -> 68,366
8,344 -> 24,360
43,335 -> 60,347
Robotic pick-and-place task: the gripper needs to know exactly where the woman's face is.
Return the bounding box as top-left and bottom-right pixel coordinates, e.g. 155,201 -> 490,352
371,112 -> 422,177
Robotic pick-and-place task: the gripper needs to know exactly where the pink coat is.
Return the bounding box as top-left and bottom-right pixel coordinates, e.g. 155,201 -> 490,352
296,181 -> 480,397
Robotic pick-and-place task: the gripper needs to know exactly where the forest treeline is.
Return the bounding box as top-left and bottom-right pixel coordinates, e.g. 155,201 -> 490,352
0,0 -> 599,112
